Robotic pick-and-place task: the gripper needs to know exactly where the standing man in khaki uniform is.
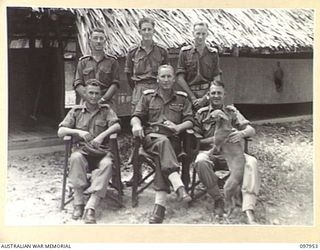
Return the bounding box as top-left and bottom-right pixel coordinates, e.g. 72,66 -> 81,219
58,79 -> 121,224
74,28 -> 120,109
131,65 -> 193,223
193,81 -> 260,224
125,17 -> 168,185
176,22 -> 222,110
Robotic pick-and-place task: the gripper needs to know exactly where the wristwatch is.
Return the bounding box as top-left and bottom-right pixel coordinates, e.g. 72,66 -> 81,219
100,97 -> 106,102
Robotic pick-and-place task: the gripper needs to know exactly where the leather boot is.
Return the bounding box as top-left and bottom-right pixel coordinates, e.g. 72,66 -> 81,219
149,204 -> 166,224
83,208 -> 96,224
176,186 -> 192,203
72,204 -> 84,220
246,209 -> 258,225
214,198 -> 225,217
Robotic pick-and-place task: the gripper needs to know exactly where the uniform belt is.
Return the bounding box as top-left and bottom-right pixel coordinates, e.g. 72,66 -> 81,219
189,83 -> 210,91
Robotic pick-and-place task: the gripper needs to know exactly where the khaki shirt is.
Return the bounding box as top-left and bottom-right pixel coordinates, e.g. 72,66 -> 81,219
132,88 -> 194,130
125,42 -> 168,82
73,54 -> 120,94
59,103 -> 119,145
176,45 -> 222,86
194,105 -> 250,150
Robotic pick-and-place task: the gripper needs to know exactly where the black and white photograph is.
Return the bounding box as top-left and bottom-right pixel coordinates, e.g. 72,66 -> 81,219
6,6 -> 314,229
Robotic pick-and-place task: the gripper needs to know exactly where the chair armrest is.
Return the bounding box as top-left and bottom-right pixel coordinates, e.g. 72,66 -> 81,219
109,133 -> 118,139
63,135 -> 72,141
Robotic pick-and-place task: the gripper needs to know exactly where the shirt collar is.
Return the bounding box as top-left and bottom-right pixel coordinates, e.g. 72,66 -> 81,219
138,41 -> 155,52
81,102 -> 102,113
191,44 -> 210,55
153,87 -> 176,101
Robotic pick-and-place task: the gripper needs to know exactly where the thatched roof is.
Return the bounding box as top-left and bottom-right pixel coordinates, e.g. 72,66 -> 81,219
69,8 -> 314,57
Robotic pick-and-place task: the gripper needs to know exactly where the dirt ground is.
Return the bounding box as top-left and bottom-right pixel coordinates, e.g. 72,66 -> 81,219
6,119 -> 313,225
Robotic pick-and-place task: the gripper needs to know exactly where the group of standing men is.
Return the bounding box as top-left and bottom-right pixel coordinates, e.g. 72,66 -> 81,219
58,17 -> 260,224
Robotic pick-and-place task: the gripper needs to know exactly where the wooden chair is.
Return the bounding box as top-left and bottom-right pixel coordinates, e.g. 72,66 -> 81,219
131,130 -> 195,207
188,132 -> 251,202
60,133 -> 123,210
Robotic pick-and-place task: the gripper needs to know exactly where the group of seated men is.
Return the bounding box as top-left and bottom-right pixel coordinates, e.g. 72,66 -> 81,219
57,17 -> 260,224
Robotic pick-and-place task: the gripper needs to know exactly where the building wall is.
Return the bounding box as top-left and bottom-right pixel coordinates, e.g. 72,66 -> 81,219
220,57 -> 313,104
8,48 -> 64,123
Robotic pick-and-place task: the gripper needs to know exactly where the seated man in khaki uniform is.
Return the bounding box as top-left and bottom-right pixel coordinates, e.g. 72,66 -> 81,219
131,65 -> 193,223
194,81 -> 260,224
58,79 -> 121,224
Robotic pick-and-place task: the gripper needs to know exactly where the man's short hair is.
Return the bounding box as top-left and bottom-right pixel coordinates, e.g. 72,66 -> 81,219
138,17 -> 155,29
85,79 -> 102,89
193,21 -> 209,30
211,80 -> 225,89
158,64 -> 174,74
89,28 -> 106,37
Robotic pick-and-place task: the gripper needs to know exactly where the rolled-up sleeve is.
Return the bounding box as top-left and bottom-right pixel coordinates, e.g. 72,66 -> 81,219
162,49 -> 169,65
176,50 -> 186,75
124,51 -> 133,74
106,108 -> 120,127
182,98 -> 194,124
193,112 -> 204,136
132,95 -> 148,123
59,109 -> 76,128
212,53 -> 222,77
73,60 -> 85,89
111,59 -> 120,88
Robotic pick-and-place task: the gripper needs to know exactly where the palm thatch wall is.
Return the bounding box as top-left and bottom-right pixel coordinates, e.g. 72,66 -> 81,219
69,8 -> 314,57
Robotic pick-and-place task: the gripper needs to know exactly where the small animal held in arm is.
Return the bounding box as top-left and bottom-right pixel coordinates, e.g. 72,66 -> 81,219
204,108 -> 246,216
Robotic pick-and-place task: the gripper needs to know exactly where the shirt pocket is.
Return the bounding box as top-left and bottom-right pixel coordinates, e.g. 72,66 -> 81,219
83,67 -> 95,82
185,58 -> 197,72
150,54 -> 163,73
98,67 -> 112,88
148,106 -> 161,122
168,104 -> 183,123
95,119 -> 107,134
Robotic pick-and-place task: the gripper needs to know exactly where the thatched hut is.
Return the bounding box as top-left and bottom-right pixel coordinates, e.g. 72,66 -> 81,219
8,7 -> 313,123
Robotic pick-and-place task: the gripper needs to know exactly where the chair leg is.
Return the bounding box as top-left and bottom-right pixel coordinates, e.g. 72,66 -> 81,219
190,167 -> 197,199
61,139 -> 71,210
131,138 -> 141,207
111,138 -> 123,200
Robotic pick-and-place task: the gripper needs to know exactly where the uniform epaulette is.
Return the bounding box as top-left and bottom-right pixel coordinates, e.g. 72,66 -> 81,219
181,45 -> 193,51
105,53 -> 117,60
197,106 -> 209,114
79,55 -> 91,61
143,89 -> 155,95
175,91 -> 188,97
128,44 -> 139,52
207,45 -> 218,53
